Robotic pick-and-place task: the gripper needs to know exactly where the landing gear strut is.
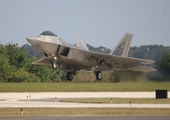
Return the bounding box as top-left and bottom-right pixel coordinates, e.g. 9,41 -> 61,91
52,59 -> 57,69
92,58 -> 106,80
50,53 -> 57,69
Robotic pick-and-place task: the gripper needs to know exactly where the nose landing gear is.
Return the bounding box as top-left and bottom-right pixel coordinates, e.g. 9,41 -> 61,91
50,54 -> 57,69
52,57 -> 57,69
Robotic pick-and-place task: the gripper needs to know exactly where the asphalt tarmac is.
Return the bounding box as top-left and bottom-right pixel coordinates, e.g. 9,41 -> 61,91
0,116 -> 170,120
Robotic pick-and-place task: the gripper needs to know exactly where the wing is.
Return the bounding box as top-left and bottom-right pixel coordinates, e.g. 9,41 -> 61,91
87,50 -> 156,72
32,56 -> 52,65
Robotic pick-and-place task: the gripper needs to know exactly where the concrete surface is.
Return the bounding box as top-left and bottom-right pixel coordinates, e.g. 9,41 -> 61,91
0,116 -> 170,120
0,92 -> 169,108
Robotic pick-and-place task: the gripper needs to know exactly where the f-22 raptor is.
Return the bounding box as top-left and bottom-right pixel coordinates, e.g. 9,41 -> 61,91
26,31 -> 155,81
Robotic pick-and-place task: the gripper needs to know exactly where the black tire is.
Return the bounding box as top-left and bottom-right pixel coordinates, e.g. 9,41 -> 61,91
95,71 -> 102,80
67,72 -> 73,81
52,60 -> 57,69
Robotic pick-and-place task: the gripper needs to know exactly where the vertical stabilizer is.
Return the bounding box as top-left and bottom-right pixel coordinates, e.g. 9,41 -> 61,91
75,34 -> 89,50
109,33 -> 133,57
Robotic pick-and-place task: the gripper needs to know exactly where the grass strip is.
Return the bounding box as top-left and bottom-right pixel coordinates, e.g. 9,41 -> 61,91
0,82 -> 170,92
0,108 -> 170,115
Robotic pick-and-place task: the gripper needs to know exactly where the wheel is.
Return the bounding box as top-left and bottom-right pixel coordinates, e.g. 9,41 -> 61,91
95,71 -> 102,80
52,60 -> 57,69
67,72 -> 73,81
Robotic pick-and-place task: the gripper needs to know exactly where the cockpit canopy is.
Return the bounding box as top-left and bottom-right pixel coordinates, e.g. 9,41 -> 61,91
40,31 -> 58,37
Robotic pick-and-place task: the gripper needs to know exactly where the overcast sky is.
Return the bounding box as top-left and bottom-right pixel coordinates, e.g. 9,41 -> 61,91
0,0 -> 170,49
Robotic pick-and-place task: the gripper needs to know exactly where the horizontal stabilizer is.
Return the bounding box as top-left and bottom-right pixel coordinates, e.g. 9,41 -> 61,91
127,66 -> 156,72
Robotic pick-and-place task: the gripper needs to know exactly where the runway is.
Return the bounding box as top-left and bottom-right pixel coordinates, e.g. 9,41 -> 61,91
1,101 -> 170,108
0,92 -> 170,108
0,116 -> 170,120
1,92 -> 170,99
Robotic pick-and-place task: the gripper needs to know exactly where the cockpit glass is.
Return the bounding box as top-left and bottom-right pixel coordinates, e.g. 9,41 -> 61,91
40,31 -> 58,37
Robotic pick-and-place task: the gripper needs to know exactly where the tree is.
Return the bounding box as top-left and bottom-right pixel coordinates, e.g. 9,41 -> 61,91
149,52 -> 170,81
0,44 -> 12,82
5,43 -> 27,68
157,52 -> 170,74
0,56 -> 12,82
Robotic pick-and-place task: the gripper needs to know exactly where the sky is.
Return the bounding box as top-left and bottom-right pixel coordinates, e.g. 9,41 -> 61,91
0,0 -> 170,49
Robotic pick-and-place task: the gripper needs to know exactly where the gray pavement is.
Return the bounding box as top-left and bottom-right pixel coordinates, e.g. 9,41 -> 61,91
0,92 -> 170,108
1,101 -> 170,108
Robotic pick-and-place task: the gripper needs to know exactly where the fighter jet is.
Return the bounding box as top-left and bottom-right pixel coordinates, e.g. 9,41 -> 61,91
26,31 -> 155,81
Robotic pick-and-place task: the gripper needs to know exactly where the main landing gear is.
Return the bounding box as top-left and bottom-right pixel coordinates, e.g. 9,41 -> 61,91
66,70 -> 102,81
92,67 -> 103,80
66,72 -> 73,81
95,71 -> 102,80
66,69 -> 76,81
92,58 -> 106,80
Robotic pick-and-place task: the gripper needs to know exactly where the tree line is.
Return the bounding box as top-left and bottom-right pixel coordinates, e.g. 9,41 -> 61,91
0,43 -> 63,83
0,43 -> 170,83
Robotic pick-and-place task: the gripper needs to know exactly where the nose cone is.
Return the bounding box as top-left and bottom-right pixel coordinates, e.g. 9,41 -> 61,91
26,37 -> 37,46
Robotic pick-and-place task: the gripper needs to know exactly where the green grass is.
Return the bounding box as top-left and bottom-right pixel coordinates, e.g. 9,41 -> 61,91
0,82 -> 170,92
0,108 -> 170,115
60,98 -> 170,104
